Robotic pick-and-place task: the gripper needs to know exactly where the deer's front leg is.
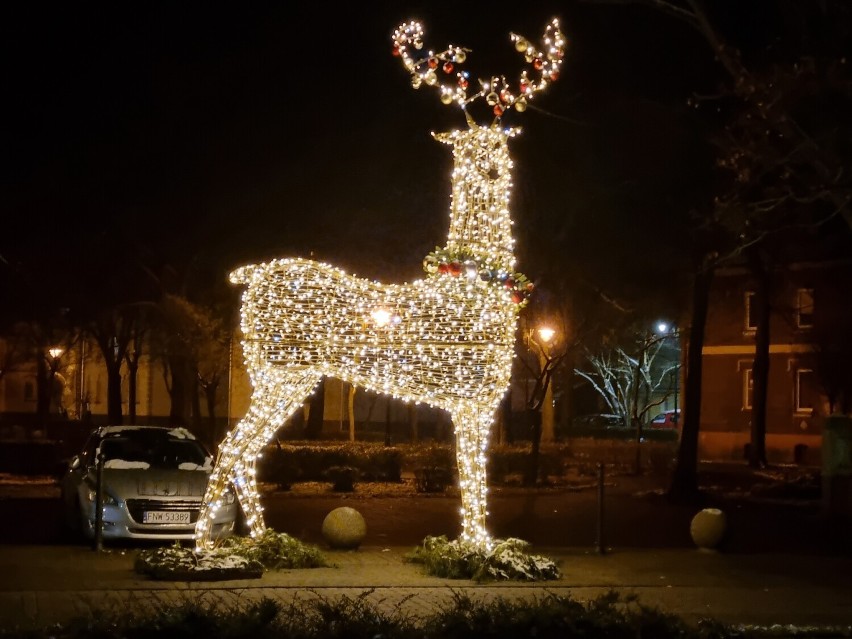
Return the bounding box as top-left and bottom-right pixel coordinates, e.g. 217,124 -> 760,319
452,406 -> 495,551
195,369 -> 321,549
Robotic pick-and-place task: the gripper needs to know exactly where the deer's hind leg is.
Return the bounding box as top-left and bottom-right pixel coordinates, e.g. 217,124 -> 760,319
195,367 -> 321,549
451,404 -> 498,550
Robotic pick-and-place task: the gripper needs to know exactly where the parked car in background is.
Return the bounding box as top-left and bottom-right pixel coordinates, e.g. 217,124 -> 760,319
648,409 -> 680,430
60,425 -> 239,542
571,414 -> 626,430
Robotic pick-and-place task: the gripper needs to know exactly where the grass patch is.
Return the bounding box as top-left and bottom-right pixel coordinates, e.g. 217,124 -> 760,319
135,529 -> 327,580
405,535 -> 561,582
220,529 -> 329,570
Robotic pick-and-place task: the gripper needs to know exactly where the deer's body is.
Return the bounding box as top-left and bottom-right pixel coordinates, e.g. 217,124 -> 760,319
231,258 -> 516,409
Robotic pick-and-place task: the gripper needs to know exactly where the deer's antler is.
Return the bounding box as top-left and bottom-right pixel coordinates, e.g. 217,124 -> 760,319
392,18 -> 566,122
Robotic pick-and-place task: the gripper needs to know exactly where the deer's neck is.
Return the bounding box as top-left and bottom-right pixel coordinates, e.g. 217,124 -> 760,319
436,126 -> 517,273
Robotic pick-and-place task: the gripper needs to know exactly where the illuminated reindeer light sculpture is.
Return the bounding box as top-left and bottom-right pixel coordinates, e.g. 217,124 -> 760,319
195,18 -> 565,551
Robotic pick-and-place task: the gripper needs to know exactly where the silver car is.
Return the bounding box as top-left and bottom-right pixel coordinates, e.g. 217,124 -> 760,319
60,425 -> 240,542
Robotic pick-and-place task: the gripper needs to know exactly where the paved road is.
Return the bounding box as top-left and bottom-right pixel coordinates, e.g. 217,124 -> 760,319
2,474 -> 844,554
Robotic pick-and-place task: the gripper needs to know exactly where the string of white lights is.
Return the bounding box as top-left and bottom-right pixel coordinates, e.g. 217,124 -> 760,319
195,18 -> 565,552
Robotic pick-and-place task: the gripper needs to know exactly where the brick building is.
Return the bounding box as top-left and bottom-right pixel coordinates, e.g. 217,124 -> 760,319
699,255 -> 852,464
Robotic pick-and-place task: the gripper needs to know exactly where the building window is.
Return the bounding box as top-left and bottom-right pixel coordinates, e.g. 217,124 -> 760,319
744,291 -> 757,332
796,288 -> 814,328
743,368 -> 753,410
795,368 -> 815,414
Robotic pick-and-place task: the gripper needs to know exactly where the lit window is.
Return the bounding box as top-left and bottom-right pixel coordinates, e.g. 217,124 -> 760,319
743,368 -> 753,410
795,369 -> 815,414
744,291 -> 757,332
796,289 -> 814,328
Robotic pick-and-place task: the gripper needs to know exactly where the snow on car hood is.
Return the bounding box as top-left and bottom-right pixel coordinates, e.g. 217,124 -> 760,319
93,467 -> 211,498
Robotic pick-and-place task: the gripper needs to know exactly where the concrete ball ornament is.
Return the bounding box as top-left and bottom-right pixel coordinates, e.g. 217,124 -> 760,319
690,508 -> 727,550
322,507 -> 367,549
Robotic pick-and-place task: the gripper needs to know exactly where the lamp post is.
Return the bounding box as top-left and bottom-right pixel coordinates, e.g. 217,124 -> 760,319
656,322 -> 680,423
46,347 -> 64,419
536,326 -> 556,443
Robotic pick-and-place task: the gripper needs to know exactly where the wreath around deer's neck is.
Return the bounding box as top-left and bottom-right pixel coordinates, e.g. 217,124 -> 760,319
423,247 -> 533,306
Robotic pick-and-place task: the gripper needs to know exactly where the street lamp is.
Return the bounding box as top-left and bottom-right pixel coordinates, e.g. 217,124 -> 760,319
48,347 -> 63,360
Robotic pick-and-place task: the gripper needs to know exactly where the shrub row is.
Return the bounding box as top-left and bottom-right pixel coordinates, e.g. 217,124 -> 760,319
0,591 -> 765,638
257,442 -> 404,487
255,439 -> 678,489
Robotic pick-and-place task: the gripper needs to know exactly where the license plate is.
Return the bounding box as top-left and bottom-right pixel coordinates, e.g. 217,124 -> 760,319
143,511 -> 191,524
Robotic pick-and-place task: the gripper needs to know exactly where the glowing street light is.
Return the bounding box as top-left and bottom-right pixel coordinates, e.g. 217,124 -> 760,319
537,326 -> 556,345
48,347 -> 64,360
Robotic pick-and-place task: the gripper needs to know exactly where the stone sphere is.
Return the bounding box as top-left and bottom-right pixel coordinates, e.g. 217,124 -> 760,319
690,508 -> 727,550
321,507 -> 367,549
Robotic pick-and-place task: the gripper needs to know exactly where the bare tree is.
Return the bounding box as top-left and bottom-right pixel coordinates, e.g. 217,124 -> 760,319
576,329 -> 677,472
586,0 -> 852,496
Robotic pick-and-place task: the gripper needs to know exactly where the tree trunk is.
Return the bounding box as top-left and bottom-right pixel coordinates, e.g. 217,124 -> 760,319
105,360 -> 123,425
168,357 -> 189,426
305,377 -> 325,440
747,250 -> 771,468
524,408 -> 542,486
384,399 -> 392,446
191,372 -> 202,431
632,356 -> 644,475
126,360 -> 138,425
408,402 -> 419,442
348,385 -> 356,442
669,262 -> 714,502
35,352 -> 51,423
205,380 -> 219,448
501,390 -> 513,444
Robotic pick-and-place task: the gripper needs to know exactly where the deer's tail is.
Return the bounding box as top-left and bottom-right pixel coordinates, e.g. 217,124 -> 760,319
229,263 -> 260,285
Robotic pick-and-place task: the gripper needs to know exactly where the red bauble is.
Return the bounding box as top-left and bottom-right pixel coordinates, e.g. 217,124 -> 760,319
511,291 -> 524,304
392,46 -> 401,57
448,262 -> 462,276
550,70 -> 560,81
442,61 -> 454,74
504,277 -> 515,289
438,263 -> 450,274
428,57 -> 438,69
533,58 -> 543,70
520,80 -> 529,93
459,77 -> 468,89
493,105 -> 504,117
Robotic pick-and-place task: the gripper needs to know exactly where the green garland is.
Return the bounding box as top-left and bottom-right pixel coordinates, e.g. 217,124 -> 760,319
423,247 -> 533,307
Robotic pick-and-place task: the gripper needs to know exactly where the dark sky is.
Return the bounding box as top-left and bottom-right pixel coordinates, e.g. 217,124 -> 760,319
4,1 -> 778,288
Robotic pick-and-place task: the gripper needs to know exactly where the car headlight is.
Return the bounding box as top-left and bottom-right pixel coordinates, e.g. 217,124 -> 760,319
86,488 -> 118,506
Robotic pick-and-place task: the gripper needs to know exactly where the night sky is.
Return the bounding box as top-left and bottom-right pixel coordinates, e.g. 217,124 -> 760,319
3,2 -> 781,292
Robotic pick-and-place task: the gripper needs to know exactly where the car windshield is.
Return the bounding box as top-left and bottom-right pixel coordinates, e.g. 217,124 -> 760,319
98,431 -> 208,470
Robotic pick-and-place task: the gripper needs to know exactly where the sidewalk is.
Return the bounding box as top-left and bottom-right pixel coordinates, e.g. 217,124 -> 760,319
2,544 -> 852,632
